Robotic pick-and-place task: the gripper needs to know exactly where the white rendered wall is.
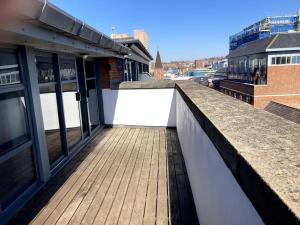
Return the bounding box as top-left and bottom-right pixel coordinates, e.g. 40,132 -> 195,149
102,89 -> 176,127
176,91 -> 264,225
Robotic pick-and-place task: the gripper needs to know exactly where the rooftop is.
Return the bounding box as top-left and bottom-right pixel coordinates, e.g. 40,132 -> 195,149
228,32 -> 300,58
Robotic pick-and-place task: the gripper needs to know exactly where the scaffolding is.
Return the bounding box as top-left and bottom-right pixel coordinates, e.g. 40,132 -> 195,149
230,13 -> 300,50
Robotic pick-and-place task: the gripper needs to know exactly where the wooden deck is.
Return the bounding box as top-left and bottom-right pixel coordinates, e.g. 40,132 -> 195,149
8,128 -> 199,225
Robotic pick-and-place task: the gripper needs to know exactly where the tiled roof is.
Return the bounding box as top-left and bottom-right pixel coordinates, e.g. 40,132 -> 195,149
227,32 -> 300,58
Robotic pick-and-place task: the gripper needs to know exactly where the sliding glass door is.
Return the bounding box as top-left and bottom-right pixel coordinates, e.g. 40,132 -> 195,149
36,55 -> 64,165
60,57 -> 84,152
84,60 -> 100,132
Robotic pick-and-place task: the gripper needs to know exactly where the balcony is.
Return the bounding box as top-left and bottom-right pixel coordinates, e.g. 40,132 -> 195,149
8,127 -> 199,225
6,80 -> 300,225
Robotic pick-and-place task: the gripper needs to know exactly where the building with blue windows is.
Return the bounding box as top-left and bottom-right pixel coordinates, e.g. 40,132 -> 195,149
230,11 -> 300,50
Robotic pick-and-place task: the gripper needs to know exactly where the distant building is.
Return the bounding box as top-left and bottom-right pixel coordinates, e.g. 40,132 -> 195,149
211,59 -> 228,71
134,30 -> 149,50
111,33 -> 129,39
116,37 -> 153,81
220,32 -> 300,109
154,50 -> 164,80
230,10 -> 300,50
195,59 -> 209,69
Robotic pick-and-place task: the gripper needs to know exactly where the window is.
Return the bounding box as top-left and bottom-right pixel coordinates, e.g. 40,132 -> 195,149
272,57 -> 276,65
60,58 -> 77,81
271,55 -> 300,65
0,91 -> 30,154
0,147 -> 36,208
276,57 -> 281,64
0,49 -> 37,210
0,51 -> 21,85
36,56 -> 55,83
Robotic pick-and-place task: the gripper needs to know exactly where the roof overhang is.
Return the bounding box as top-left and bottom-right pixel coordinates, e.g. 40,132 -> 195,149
0,0 -> 130,57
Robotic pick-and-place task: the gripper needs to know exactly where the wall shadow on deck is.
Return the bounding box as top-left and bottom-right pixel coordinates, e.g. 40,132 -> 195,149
166,129 -> 199,225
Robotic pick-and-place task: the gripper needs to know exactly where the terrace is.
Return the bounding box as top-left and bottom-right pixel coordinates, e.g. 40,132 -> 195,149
8,127 -> 198,225
6,80 -> 300,225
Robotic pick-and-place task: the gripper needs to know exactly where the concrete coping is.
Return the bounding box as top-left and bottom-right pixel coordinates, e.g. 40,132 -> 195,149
116,80 -> 300,224
114,80 -> 176,89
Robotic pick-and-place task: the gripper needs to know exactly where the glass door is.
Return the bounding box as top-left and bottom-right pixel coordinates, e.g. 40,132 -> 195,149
84,60 -> 100,132
36,55 -> 65,165
59,57 -> 83,151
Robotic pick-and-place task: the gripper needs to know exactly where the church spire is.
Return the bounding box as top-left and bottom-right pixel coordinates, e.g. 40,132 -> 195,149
154,50 -> 163,80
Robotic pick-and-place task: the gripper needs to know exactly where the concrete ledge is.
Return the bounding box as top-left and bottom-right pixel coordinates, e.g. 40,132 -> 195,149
175,81 -> 300,224
114,80 -> 176,89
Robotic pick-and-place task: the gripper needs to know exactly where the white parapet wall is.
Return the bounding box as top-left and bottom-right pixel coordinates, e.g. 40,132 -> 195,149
176,91 -> 264,225
102,88 -> 176,127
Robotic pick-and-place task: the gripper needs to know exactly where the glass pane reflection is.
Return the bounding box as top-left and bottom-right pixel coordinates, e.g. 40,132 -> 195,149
36,56 -> 55,83
0,51 -> 21,86
87,80 -> 100,130
0,91 -> 30,154
60,58 -> 77,81
0,147 -> 36,209
62,83 -> 82,149
39,85 -> 64,164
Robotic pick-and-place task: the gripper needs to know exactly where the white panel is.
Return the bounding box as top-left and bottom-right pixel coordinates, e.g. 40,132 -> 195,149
176,91 -> 264,225
102,89 -> 176,127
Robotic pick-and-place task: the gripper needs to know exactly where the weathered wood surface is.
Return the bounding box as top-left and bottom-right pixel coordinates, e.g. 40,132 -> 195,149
8,128 -> 199,225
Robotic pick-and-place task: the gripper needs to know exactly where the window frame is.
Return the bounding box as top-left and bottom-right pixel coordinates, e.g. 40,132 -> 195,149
0,47 -> 40,210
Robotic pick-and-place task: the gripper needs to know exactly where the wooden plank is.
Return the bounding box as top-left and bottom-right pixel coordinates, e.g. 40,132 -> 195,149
66,129 -> 136,225
41,128 -> 129,225
129,129 -> 155,225
143,129 -> 160,225
80,128 -> 138,225
8,129 -> 113,225
9,128 -> 200,225
93,128 -> 144,225
55,129 -> 136,225
29,128 -> 121,225
156,129 -> 169,225
117,129 -> 150,225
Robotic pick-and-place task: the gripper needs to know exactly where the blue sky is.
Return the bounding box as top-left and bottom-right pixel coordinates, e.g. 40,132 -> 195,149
50,0 -> 299,61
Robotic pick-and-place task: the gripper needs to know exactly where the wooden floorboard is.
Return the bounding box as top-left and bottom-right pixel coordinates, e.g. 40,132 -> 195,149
7,128 -> 199,225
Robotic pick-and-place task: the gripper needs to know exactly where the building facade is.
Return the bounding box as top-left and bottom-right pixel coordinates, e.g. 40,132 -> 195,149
230,11 -> 300,50
0,1 -> 151,223
221,33 -> 300,109
133,30 -> 149,50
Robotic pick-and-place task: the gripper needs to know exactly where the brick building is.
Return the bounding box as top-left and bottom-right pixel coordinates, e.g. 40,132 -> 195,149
220,32 -> 300,109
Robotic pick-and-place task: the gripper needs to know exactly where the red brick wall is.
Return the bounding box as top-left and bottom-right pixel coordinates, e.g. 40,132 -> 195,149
253,65 -> 300,109
99,58 -> 123,88
220,65 -> 300,109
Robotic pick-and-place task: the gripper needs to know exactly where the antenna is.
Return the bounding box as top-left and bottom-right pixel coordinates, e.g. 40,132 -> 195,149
111,26 -> 116,35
